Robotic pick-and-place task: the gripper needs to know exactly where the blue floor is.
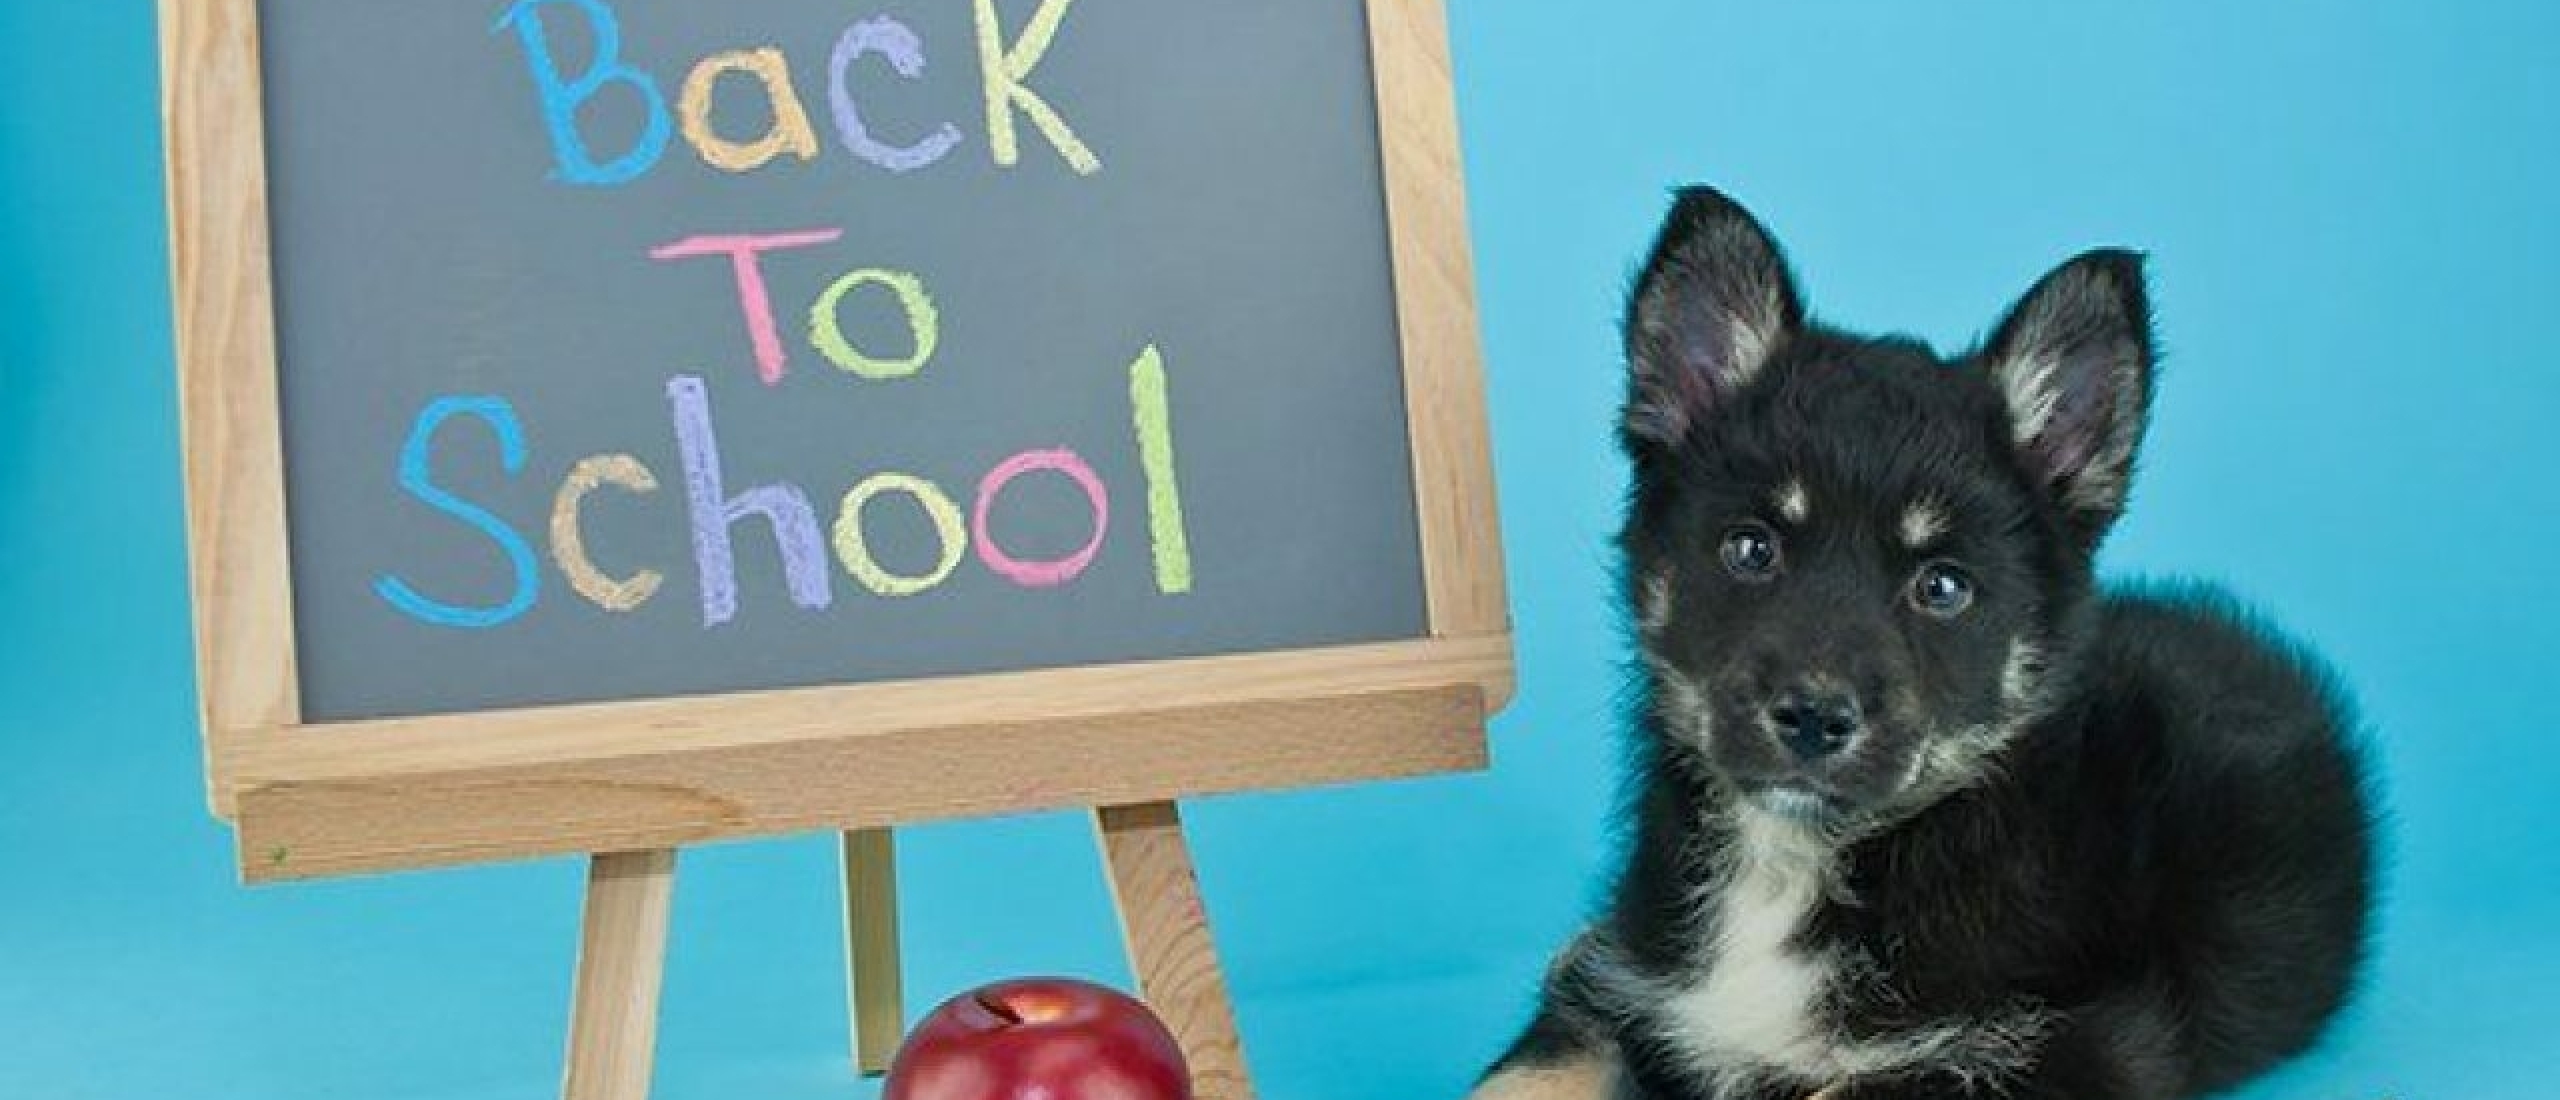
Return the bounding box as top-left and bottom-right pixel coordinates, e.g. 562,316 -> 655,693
8,2 -> 2560,1097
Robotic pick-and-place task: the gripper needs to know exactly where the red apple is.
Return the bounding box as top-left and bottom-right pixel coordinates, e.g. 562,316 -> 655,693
885,977 -> 1192,1100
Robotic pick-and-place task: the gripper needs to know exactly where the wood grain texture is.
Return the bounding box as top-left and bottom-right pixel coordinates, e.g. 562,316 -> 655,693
225,636 -> 1503,784
238,681 -> 1488,882
841,829 -> 904,1077
562,850 -> 675,1100
160,0 -> 301,819
1370,0 -> 1510,657
1096,803 -> 1255,1100
225,636 -> 1502,879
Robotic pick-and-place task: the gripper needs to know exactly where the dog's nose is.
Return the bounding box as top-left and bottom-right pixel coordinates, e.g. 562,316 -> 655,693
1769,690 -> 1862,761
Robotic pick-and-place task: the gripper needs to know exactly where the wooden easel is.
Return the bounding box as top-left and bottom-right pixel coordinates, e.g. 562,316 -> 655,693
559,805 -> 1252,1100
165,6 -> 1496,1100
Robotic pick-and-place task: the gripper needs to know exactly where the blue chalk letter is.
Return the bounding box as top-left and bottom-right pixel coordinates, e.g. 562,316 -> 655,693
375,396 -> 541,628
496,0 -> 672,185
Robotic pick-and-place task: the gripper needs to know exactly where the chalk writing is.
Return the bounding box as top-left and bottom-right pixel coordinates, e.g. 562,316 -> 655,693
380,2 -> 1191,632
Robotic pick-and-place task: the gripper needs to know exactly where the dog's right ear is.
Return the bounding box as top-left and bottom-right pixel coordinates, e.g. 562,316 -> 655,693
1623,186 -> 1805,450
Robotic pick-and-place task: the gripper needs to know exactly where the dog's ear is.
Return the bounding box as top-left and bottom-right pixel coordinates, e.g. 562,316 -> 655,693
1980,249 -> 2156,539
1623,186 -> 1804,450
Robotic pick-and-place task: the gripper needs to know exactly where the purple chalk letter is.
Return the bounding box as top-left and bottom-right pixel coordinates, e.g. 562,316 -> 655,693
829,16 -> 963,174
668,375 -> 833,625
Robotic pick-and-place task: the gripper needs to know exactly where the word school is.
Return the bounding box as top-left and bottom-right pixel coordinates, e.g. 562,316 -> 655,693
375,0 -> 1193,631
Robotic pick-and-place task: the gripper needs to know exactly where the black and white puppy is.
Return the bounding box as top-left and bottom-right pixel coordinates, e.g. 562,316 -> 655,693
1472,188 -> 2374,1100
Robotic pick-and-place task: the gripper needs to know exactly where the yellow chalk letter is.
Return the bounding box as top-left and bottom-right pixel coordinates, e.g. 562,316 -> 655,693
971,0 -> 1101,175
833,473 -> 968,596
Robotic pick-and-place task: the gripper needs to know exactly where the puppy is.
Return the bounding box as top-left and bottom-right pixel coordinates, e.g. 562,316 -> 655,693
1471,187 -> 2373,1100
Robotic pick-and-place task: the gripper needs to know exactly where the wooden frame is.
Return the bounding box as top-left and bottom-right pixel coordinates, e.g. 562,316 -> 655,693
163,0 -> 1506,885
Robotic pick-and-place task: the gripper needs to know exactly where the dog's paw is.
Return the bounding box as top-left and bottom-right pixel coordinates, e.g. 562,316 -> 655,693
1468,1053 -> 1618,1100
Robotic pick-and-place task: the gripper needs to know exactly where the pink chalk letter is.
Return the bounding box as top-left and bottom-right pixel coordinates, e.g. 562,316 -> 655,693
972,448 -> 1109,588
650,229 -> 843,386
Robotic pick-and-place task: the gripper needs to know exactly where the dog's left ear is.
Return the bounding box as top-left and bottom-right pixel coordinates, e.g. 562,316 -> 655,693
1980,249 -> 2156,541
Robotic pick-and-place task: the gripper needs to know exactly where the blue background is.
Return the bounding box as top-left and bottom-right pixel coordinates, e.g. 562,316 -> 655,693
4,2 -> 2554,1097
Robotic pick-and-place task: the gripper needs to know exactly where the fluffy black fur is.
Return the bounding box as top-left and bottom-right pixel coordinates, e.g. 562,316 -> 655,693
1474,187 -> 2374,1100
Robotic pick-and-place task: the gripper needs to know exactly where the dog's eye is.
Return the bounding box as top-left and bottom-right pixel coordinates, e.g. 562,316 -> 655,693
1720,524 -> 1782,581
1910,561 -> 1975,617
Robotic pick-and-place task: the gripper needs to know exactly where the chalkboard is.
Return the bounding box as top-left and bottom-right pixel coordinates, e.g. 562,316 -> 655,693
167,0 -> 1505,881
253,0 -> 1426,721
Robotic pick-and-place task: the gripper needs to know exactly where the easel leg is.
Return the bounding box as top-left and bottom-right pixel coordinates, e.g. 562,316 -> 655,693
841,828 -> 905,1076
1094,801 -> 1256,1100
563,849 -> 677,1100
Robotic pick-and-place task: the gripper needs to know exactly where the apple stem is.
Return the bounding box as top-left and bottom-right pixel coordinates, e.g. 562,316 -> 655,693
974,992 -> 1025,1026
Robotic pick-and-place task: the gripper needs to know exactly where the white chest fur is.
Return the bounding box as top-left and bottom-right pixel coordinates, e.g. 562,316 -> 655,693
1660,806 -> 1843,1089
1653,805 -> 2021,1096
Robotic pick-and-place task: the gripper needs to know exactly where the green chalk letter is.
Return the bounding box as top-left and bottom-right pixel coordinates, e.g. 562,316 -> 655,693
1129,345 -> 1192,594
809,268 -> 939,380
